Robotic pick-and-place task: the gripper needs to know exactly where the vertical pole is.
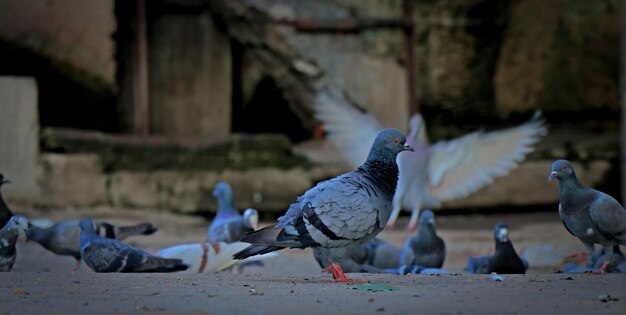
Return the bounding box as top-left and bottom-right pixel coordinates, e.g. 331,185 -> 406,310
403,0 -> 418,115
134,0 -> 149,134
619,0 -> 626,204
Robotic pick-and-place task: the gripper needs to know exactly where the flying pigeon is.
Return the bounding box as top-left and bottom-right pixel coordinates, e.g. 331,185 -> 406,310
312,237 -> 401,273
233,128 -> 413,282
314,88 -> 547,230
157,241 -> 277,274
0,173 -> 13,228
0,215 -> 29,272
207,182 -> 259,243
26,219 -> 158,271
399,210 -> 446,269
465,223 -> 528,274
79,218 -> 187,273
549,159 -> 626,273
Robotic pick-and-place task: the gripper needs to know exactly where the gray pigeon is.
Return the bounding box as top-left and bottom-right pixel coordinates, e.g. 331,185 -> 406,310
0,173 -> 13,228
549,159 -> 626,273
79,218 -> 187,273
312,238 -> 401,273
399,210 -> 446,269
207,182 -> 259,243
0,215 -> 29,272
315,88 -> 546,230
26,219 -> 158,271
465,223 -> 528,274
233,128 -> 413,282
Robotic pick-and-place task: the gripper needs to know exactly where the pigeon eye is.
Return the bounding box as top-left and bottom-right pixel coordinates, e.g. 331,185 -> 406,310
562,166 -> 567,170
393,138 -> 399,144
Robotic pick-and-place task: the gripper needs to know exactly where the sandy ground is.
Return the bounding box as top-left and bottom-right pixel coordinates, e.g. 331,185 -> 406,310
1,207 -> 625,314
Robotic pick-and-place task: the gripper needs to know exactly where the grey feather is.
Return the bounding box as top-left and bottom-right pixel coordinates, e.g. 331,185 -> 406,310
79,218 -> 187,273
234,128 -> 413,261
312,238 -> 401,273
207,182 -> 258,243
399,210 -> 446,268
549,159 -> 626,269
0,215 -> 29,272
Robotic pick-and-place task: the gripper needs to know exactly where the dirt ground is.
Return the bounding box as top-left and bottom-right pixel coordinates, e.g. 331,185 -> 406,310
1,207 -> 625,314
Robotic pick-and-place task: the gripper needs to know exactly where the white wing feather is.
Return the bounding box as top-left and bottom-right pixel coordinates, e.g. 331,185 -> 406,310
314,88 -> 383,168
157,242 -> 277,273
427,112 -> 547,201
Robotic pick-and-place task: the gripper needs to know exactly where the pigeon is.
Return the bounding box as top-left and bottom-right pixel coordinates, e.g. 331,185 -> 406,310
363,264 -> 452,275
312,238 -> 401,273
79,218 -> 187,273
207,182 -> 259,243
549,159 -> 626,273
465,223 -> 528,274
157,241 -> 277,274
26,219 -> 158,271
399,210 -> 446,269
314,88 -> 547,230
0,173 -> 13,228
562,246 -> 625,273
0,215 -> 29,272
233,128 -> 413,282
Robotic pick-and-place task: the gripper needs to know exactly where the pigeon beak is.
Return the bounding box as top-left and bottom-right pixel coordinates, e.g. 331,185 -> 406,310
548,171 -> 557,181
403,144 -> 414,152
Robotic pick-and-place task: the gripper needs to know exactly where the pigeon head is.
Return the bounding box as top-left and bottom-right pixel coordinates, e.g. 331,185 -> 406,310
408,114 -> 429,143
419,210 -> 436,226
493,223 -> 509,243
549,160 -> 576,181
367,128 -> 413,162
0,173 -> 10,186
79,218 -> 96,235
243,208 -> 259,230
5,215 -> 29,234
213,182 -> 234,202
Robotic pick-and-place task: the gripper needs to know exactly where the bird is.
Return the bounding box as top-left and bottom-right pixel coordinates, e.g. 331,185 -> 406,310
233,128 -> 413,282
157,241 -> 277,274
562,246 -> 625,273
549,159 -> 626,273
314,87 -> 547,230
465,223 -> 528,274
399,210 -> 446,269
78,218 -> 187,273
0,173 -> 14,228
0,215 -> 29,272
26,219 -> 158,271
312,237 -> 401,273
207,182 -> 259,244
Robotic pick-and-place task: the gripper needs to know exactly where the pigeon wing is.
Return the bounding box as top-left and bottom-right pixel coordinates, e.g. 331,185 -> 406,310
314,88 -> 383,168
427,112 -> 546,202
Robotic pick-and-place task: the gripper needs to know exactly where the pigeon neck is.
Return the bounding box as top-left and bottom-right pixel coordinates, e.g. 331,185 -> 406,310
417,224 -> 437,240
216,198 -> 237,214
25,225 -> 47,243
557,176 -> 586,198
0,233 -> 18,256
361,159 -> 400,197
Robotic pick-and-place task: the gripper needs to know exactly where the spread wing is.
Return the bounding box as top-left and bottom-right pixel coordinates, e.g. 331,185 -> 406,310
427,111 -> 547,202
314,88 -> 383,168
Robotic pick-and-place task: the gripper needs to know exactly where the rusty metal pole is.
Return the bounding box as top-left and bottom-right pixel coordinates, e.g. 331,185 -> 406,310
403,0 -> 418,115
133,0 -> 149,135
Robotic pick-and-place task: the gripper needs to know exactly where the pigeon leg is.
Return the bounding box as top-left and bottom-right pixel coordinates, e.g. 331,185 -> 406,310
386,203 -> 402,229
70,258 -> 81,272
322,261 -> 367,284
406,209 -> 420,232
592,245 -> 615,274
591,262 -> 609,274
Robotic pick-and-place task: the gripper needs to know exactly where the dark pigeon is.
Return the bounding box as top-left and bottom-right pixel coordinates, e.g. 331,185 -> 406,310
549,159 -> 626,273
0,174 -> 13,228
233,128 -> 413,282
399,210 -> 446,269
0,215 -> 29,272
206,182 -> 259,244
27,219 -> 158,271
465,223 -> 528,274
79,218 -> 187,273
312,238 -> 401,273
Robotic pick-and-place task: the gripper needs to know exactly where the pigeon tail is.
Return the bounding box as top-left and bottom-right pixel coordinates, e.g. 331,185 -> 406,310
136,257 -> 189,273
233,245 -> 284,260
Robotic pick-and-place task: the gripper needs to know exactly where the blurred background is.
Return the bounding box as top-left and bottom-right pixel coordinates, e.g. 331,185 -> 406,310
0,0 -> 622,220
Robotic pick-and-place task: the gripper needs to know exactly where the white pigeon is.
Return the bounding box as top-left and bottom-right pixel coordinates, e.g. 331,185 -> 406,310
156,241 -> 276,274
315,88 -> 547,230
